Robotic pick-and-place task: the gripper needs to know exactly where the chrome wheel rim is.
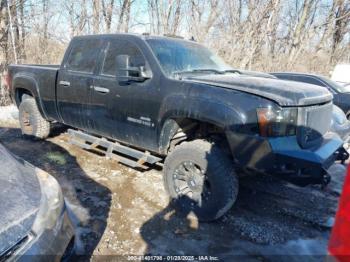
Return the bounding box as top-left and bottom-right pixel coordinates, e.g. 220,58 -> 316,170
173,161 -> 211,205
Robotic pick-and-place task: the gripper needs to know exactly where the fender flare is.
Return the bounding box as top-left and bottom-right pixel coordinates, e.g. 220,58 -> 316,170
12,73 -> 48,119
157,94 -> 244,154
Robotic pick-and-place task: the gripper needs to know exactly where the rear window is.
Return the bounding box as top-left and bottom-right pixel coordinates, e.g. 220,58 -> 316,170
65,39 -> 102,73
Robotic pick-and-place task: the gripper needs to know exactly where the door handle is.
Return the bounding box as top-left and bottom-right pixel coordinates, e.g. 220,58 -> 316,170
92,86 -> 110,94
59,81 -> 70,87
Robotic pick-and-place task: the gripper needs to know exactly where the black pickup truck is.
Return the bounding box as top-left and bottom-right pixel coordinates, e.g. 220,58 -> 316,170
8,34 -> 349,221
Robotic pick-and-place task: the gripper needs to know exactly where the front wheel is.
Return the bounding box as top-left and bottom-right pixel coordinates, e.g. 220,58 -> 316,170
163,139 -> 238,221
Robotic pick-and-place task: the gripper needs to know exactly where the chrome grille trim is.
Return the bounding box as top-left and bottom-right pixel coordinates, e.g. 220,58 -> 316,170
297,102 -> 333,148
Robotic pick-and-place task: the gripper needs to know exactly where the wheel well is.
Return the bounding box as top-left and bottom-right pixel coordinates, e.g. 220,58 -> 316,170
166,118 -> 230,153
15,88 -> 33,106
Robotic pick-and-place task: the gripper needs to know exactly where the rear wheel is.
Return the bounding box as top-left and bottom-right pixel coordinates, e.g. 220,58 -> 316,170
164,139 -> 238,221
19,96 -> 51,139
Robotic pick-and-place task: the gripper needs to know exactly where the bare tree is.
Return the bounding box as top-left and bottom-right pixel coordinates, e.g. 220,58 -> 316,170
331,0 -> 350,61
117,0 -> 133,32
39,0 -> 49,63
147,0 -> 183,35
102,0 -> 115,32
187,0 -> 220,42
66,0 -> 88,37
288,0 -> 317,64
265,0 -> 282,59
18,0 -> 25,60
235,0 -> 283,69
92,0 -> 100,34
0,0 -> 9,70
0,0 -> 349,83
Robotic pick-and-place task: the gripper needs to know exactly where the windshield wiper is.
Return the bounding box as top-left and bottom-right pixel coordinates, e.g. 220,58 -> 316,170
193,69 -> 225,74
223,69 -> 242,74
172,68 -> 242,79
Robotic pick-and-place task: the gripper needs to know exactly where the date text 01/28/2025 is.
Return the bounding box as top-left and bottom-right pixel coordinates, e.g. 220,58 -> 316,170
127,255 -> 219,261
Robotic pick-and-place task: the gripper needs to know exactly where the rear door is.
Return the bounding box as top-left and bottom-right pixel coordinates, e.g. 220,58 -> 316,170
57,38 -> 103,131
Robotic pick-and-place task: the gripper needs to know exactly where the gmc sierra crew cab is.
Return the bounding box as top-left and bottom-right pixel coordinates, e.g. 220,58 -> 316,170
7,34 -> 349,221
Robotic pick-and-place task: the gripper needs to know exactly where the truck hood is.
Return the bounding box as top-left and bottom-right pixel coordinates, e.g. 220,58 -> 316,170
186,74 -> 333,106
0,145 -> 41,256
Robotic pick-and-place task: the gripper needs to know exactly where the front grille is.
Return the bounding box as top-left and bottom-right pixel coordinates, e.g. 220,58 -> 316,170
297,102 -> 332,148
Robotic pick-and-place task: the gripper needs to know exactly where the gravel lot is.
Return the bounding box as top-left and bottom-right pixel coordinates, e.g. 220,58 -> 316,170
0,106 -> 346,261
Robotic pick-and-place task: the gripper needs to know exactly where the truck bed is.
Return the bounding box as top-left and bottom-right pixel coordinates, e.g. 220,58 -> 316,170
9,64 -> 60,121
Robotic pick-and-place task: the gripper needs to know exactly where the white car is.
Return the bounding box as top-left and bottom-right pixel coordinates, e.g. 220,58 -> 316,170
332,64 -> 350,86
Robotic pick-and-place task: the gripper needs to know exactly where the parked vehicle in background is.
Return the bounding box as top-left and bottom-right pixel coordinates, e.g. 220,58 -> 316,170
330,105 -> 350,143
272,72 -> 350,120
0,144 -> 75,261
243,71 -> 349,142
7,34 -> 349,221
331,64 -> 350,86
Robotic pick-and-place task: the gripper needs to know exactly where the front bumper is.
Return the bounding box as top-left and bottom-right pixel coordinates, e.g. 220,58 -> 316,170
227,132 -> 348,186
268,133 -> 348,185
13,204 -> 75,262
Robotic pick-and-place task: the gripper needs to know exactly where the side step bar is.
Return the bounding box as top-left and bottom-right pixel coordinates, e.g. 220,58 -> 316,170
67,129 -> 162,169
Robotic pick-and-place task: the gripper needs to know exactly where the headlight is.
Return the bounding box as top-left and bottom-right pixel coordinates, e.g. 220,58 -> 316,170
31,168 -> 64,234
257,107 -> 298,137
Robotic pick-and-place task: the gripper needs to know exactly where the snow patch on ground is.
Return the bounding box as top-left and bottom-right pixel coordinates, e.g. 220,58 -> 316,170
327,164 -> 347,195
0,105 -> 18,124
279,238 -> 328,256
65,200 -> 90,226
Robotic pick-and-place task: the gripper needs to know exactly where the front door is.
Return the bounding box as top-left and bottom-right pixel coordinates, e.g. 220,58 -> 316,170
90,38 -> 159,151
57,38 -> 103,131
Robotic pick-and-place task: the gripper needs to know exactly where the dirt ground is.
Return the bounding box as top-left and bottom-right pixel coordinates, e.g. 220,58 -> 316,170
0,108 -> 347,261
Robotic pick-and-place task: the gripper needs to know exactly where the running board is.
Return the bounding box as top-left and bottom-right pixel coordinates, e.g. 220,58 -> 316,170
67,129 -> 162,169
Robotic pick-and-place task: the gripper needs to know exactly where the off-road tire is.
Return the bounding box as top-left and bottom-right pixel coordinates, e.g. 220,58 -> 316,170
164,139 -> 238,221
19,96 -> 50,139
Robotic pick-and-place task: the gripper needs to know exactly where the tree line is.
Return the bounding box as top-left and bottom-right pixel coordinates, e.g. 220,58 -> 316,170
0,0 -> 349,104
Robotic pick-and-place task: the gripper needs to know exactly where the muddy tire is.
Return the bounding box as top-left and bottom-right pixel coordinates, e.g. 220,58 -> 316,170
164,139 -> 238,221
19,96 -> 50,139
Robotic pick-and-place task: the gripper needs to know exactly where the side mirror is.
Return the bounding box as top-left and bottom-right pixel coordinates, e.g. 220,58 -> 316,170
115,55 -> 151,83
116,55 -> 130,78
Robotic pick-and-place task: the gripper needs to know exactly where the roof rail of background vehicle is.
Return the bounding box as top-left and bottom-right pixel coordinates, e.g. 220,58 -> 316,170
271,72 -> 334,81
271,72 -> 325,77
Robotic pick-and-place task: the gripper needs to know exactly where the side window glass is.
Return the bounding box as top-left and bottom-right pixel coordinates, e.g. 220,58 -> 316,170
101,40 -> 149,77
66,40 -> 101,73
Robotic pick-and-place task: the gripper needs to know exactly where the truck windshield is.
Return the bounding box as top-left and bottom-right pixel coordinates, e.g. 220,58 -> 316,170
146,38 -> 233,78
